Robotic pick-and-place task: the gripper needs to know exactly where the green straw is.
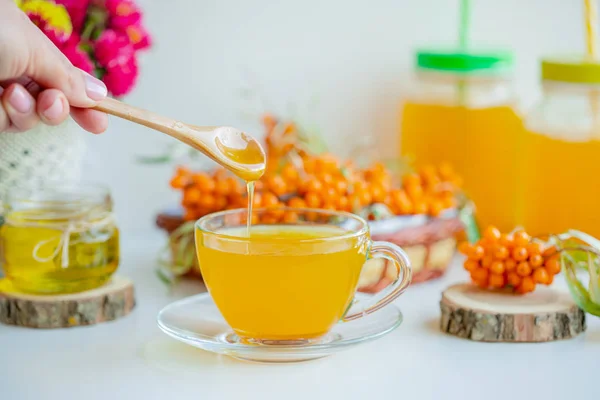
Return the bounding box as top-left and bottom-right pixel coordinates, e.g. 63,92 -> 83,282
459,0 -> 471,50
457,0 -> 471,105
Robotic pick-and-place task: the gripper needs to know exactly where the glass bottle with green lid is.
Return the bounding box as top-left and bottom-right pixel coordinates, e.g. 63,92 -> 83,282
399,49 -> 522,231
519,57 -> 600,237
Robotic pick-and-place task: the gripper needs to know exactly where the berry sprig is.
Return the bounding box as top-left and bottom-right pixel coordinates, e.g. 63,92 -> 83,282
459,226 -> 561,294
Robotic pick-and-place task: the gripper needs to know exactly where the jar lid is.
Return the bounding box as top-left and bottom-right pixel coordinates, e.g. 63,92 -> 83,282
416,50 -> 514,74
541,57 -> 600,84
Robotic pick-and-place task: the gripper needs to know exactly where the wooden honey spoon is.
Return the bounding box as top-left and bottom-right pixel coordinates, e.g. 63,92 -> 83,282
93,98 -> 266,181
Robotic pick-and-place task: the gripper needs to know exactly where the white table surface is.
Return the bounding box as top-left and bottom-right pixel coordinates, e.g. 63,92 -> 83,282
2,234 -> 598,400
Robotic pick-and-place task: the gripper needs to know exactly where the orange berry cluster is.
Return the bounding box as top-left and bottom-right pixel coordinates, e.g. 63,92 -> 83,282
276,155 -> 462,218
170,167 -> 245,221
459,226 -> 561,294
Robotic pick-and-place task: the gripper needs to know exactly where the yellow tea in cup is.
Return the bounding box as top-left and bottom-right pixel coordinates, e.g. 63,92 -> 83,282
195,208 -> 412,343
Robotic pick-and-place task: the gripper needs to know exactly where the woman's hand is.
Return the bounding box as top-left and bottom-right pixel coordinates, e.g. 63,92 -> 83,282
0,1 -> 108,133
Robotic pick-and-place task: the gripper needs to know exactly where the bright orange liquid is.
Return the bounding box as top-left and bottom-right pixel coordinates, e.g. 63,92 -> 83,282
196,225 -> 367,340
518,130 -> 600,237
400,103 -> 522,231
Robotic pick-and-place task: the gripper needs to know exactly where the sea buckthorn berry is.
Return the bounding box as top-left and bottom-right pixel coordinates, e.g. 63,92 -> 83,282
542,245 -> 559,258
507,272 -> 521,287
505,258 -> 517,271
337,196 -> 351,212
527,242 -> 543,256
458,241 -> 472,255
322,187 -> 338,204
512,246 -> 528,261
402,173 -> 421,188
545,256 -> 561,275
517,276 -> 536,294
214,179 -> 230,196
474,276 -> 489,289
483,226 -> 501,242
267,175 -> 287,196
516,261 -> 532,277
529,254 -> 544,268
199,194 -> 216,210
303,158 -> 316,174
182,187 -> 202,206
472,267 -> 489,282
170,175 -> 188,189
499,234 -> 514,248
406,184 -> 424,201
215,196 -> 228,210
352,180 -> 368,193
413,200 -> 428,215
370,185 -> 386,203
464,260 -> 479,273
288,197 -> 307,208
192,173 -> 216,192
334,179 -> 349,195
532,267 -> 550,285
493,245 -> 509,260
490,261 -> 505,275
305,178 -> 323,193
282,164 -> 299,182
489,273 -> 505,288
428,200 -> 444,217
392,190 -> 413,214
282,211 -> 299,224
468,245 -> 485,261
262,192 -> 280,208
305,192 -> 322,208
481,254 -> 494,268
513,230 -> 531,247
356,190 -> 373,206
319,172 -> 334,187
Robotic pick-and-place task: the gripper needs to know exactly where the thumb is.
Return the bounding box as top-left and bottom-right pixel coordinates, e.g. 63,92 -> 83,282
26,42 -> 107,108
21,17 -> 107,107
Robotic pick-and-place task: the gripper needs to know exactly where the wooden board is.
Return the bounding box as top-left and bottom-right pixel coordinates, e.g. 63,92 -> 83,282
0,276 -> 135,329
440,283 -> 586,342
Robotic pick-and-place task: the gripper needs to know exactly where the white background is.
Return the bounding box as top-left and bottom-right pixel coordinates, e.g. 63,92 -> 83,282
83,0 -> 585,235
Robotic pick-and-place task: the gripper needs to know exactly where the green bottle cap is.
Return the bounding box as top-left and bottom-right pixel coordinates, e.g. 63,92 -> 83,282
416,50 -> 514,74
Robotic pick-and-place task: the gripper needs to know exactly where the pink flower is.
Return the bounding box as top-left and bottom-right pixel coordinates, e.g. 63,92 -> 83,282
26,13 -> 69,46
124,23 -> 151,50
94,29 -> 135,68
105,0 -> 141,30
53,0 -> 90,32
61,35 -> 95,74
103,56 -> 138,97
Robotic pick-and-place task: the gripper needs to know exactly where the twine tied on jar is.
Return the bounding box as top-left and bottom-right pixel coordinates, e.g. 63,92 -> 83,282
3,208 -> 115,268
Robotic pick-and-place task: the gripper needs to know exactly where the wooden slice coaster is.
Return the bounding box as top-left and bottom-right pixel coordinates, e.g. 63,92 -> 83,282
0,276 -> 135,329
440,283 -> 586,342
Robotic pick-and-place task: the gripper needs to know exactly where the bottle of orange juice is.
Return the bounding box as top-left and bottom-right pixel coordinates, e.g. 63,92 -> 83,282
399,50 -> 522,231
518,58 -> 600,237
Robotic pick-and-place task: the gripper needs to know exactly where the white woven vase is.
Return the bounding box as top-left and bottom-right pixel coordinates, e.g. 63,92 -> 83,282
0,119 -> 86,200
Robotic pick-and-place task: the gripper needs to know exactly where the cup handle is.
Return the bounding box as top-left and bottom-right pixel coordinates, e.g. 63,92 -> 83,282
343,240 -> 412,322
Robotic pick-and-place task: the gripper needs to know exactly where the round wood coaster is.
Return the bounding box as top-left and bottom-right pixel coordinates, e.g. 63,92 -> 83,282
0,276 -> 135,329
440,283 -> 586,342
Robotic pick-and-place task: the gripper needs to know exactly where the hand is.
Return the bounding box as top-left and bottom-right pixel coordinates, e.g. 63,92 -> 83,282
0,1 -> 108,133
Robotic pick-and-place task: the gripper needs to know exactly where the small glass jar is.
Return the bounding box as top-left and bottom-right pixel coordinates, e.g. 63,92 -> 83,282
519,57 -> 600,237
0,184 -> 119,294
399,50 -> 522,231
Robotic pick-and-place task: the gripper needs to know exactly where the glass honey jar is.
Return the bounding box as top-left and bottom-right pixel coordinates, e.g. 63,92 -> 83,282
0,184 -> 120,294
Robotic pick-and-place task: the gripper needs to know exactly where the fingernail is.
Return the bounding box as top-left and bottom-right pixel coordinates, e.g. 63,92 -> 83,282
8,86 -> 32,113
43,97 -> 64,120
84,72 -> 107,101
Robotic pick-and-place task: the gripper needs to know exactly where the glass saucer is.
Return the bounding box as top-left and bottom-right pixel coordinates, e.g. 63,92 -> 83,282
156,293 -> 403,363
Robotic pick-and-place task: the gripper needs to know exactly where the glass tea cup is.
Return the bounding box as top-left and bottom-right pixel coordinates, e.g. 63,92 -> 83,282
194,207 -> 412,344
